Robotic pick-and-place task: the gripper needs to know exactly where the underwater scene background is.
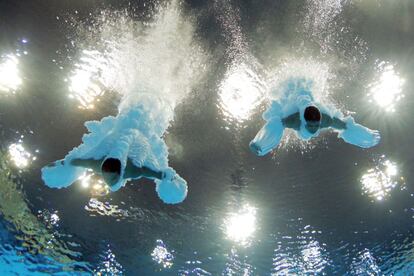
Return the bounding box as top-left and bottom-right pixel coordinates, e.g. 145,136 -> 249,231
0,0 -> 413,274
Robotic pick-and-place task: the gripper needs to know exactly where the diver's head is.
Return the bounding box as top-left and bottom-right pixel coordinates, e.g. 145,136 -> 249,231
304,106 -> 321,134
101,158 -> 121,187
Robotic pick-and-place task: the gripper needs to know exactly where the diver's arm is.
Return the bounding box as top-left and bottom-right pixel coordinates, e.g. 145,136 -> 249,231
281,112 -> 301,130
250,116 -> 285,156
124,159 -> 163,180
337,116 -> 380,148
320,113 -> 347,130
70,158 -> 103,171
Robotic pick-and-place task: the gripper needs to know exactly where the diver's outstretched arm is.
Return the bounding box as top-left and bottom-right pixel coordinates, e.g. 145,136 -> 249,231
249,116 -> 285,156
41,159 -> 87,189
124,159 -> 163,180
70,158 -> 103,170
336,116 -> 380,148
320,113 -> 347,130
71,158 -> 164,181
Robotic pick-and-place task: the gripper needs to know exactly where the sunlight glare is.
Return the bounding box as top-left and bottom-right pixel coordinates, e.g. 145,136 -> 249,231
0,55 -> 22,93
219,64 -> 264,122
79,172 -> 109,196
224,204 -> 257,246
368,63 -> 404,112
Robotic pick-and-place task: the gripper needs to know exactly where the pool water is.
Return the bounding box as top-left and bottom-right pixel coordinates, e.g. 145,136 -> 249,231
0,0 -> 413,275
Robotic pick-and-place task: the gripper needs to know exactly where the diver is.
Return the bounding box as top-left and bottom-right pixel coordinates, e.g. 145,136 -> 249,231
45,157 -> 166,187
249,79 -> 381,156
41,104 -> 188,204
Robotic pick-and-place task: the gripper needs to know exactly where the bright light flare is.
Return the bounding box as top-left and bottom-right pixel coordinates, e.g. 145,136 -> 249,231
78,172 -> 109,196
224,205 -> 257,246
8,142 -> 35,168
360,157 -> 404,201
368,63 -> 404,112
0,55 -> 22,93
219,64 -> 264,122
151,240 -> 174,268
68,50 -> 112,109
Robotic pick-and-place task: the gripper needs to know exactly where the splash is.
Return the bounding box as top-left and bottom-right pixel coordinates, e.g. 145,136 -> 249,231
68,49 -> 112,109
68,1 -> 207,111
42,1 -> 207,204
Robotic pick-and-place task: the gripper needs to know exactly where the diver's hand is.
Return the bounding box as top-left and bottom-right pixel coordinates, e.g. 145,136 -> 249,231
338,117 -> 380,148
250,117 -> 284,156
155,167 -> 188,204
41,159 -> 86,189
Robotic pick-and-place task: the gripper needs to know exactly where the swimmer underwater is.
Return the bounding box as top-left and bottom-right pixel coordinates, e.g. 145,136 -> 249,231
250,79 -> 381,156
41,102 -> 188,204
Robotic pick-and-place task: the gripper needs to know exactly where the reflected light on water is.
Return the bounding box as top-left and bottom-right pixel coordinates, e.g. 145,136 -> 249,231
272,224 -> 328,274
68,49 -> 112,109
85,198 -> 130,219
301,240 -> 327,274
151,240 -> 174,269
95,247 -> 124,275
368,63 -> 405,112
360,156 -> 404,201
350,249 -> 381,275
78,172 -> 110,197
8,142 -> 36,168
0,55 -> 22,93
224,205 -> 257,246
219,64 -> 264,122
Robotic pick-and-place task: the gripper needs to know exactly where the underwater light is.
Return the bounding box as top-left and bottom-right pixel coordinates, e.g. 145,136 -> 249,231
368,64 -> 404,112
0,55 -> 22,93
78,172 -> 109,196
224,205 -> 257,246
219,63 -> 264,122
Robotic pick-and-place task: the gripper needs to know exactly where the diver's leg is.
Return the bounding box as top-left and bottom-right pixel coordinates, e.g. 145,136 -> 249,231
249,117 -> 284,156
